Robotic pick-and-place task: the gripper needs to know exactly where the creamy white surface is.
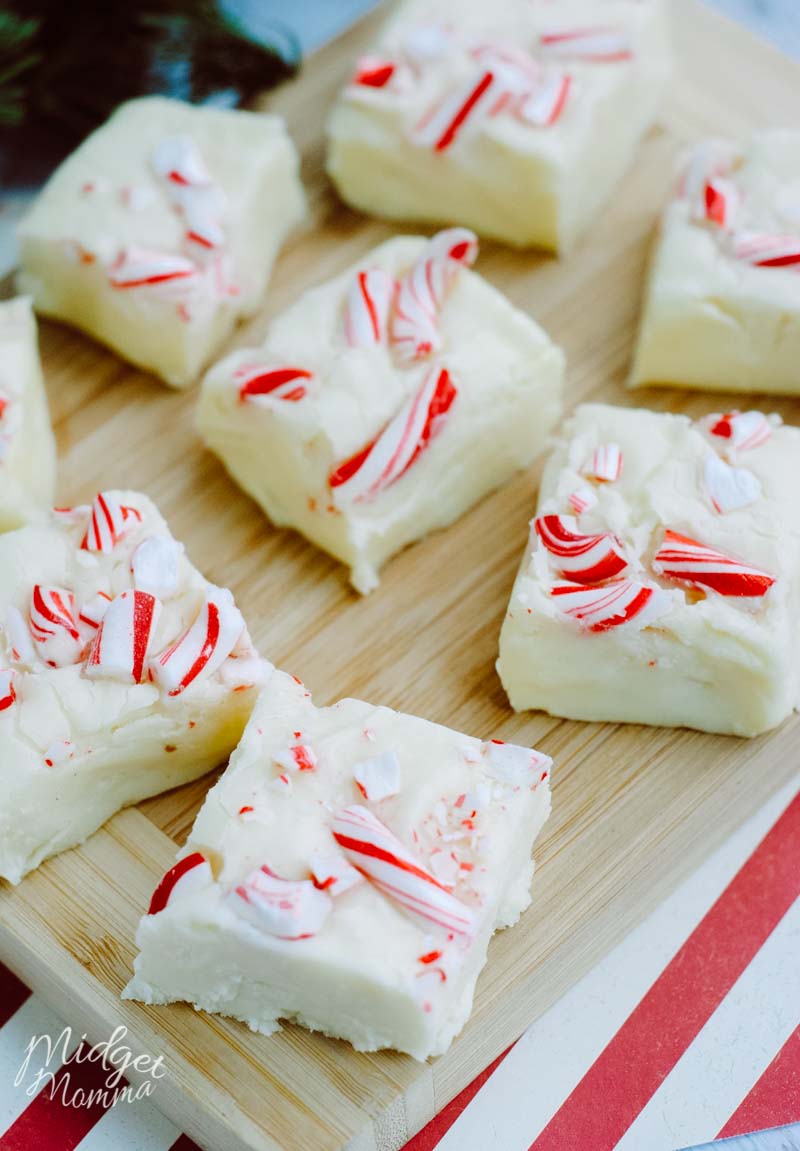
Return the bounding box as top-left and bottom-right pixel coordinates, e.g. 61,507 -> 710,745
497,403 -> 800,736
326,0 -> 672,251
125,667 -> 552,1060
17,97 -> 305,387
0,298 -> 55,532
0,491 -> 264,884
632,131 -> 800,393
198,234 -> 564,593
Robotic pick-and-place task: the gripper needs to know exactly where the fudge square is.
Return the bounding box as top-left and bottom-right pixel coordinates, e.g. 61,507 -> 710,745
124,666 -> 552,1060
0,298 -> 56,532
0,490 -> 265,884
198,228 -> 565,594
497,403 -> 800,737
326,0 -> 671,252
632,131 -> 800,393
17,97 -> 305,387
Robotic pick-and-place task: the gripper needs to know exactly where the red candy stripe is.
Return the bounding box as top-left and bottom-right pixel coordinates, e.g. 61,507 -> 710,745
148,852 -> 209,915
236,365 -> 312,404
551,578 -> 671,632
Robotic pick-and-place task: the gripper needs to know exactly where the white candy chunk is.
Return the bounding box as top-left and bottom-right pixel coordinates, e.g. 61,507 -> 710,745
352,749 -> 401,800
125,667 -> 552,1060
17,97 -> 305,387
0,491 -> 264,884
131,534 -> 183,597
632,130 -> 800,394
498,403 -> 800,737
480,740 -> 552,787
0,299 -> 56,532
326,0 -> 672,252
198,232 -> 564,594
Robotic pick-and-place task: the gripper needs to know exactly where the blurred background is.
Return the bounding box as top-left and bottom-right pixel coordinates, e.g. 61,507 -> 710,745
0,0 -> 797,274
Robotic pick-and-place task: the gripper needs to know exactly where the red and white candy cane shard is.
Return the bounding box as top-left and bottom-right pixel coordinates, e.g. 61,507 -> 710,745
151,135 -> 212,188
352,750 -> 401,802
81,492 -> 142,553
273,744 -> 318,773
567,484 -> 598,516
584,442 -> 623,483
84,590 -> 160,684
704,454 -> 762,515
180,186 -> 226,251
652,530 -> 776,598
236,364 -> 312,404
539,27 -> 633,62
329,366 -> 456,504
108,247 -> 200,291
708,410 -> 772,454
131,534 -> 182,599
700,177 -> 739,229
730,231 -> 800,270
29,585 -> 83,667
517,71 -> 572,128
412,67 -> 503,152
309,854 -> 364,895
148,852 -> 213,916
332,805 -> 476,937
534,515 -> 628,583
229,864 -> 332,940
389,228 -> 478,363
78,590 -> 112,630
352,57 -> 398,88
551,578 -> 672,632
0,668 -> 16,713
343,268 -> 394,347
148,585 -> 244,696
480,739 -> 552,787
679,140 -> 740,203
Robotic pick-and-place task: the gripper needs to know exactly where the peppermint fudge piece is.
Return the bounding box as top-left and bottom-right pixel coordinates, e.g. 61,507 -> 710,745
326,0 -> 671,252
0,491 -> 265,884
0,298 -> 56,532
17,97 -> 305,387
198,229 -> 564,593
497,403 -> 800,737
632,131 -> 800,393
125,666 -> 552,1060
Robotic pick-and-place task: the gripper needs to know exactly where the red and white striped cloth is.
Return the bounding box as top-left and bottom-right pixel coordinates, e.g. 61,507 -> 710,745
1,778 -> 798,1151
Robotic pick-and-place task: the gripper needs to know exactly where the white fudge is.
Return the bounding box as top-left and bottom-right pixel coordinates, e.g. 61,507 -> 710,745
497,403 -> 800,737
632,131 -> 800,393
326,0 -> 671,252
125,666 -> 552,1060
0,298 -> 56,532
198,229 -> 564,593
0,490 -> 265,884
17,97 -> 305,387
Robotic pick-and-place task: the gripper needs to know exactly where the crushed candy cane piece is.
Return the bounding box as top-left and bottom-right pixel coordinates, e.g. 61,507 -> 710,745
551,578 -> 672,632
84,589 -> 160,683
730,231 -> 800,270
539,27 -> 633,62
567,484 -> 598,516
480,740 -> 552,787
343,268 -> 394,347
352,750 -> 401,802
108,247 -> 200,291
652,530 -> 775,598
78,590 -> 112,630
708,410 -> 772,455
584,442 -> 622,483
81,492 -> 142,553
0,668 -> 16,712
329,365 -> 456,503
236,364 -> 312,404
229,864 -> 332,940
703,455 -> 761,515
390,227 -> 478,362
29,585 -> 83,667
148,586 -> 244,696
44,740 -> 75,768
534,515 -> 627,583
332,805 -> 475,936
274,744 -> 318,773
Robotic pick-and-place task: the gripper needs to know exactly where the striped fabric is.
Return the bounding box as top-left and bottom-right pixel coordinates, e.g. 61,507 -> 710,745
1,779 -> 798,1151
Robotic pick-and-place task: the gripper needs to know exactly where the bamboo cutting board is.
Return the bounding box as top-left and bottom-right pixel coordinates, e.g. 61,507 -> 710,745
2,4 -> 800,1150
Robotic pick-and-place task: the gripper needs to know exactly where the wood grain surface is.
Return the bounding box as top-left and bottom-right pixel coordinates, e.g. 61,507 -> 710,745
2,3 -> 800,1150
